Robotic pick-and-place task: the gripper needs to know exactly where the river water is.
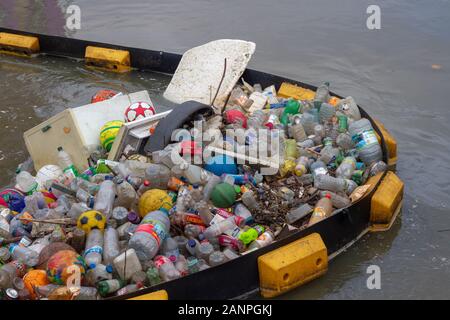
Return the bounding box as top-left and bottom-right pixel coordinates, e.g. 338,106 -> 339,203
0,0 -> 449,299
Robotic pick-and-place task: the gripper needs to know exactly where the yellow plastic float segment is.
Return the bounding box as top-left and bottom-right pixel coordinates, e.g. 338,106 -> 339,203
127,290 -> 168,300
0,32 -> 40,57
277,82 -> 316,101
85,46 -> 131,73
370,171 -> 404,232
258,232 -> 328,298
373,119 -> 398,170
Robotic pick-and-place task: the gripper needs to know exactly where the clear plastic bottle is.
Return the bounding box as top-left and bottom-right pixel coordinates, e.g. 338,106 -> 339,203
57,146 -> 78,179
314,174 -> 349,194
173,235 -> 189,256
137,180 -> 151,197
144,164 -> 171,189
310,160 -> 328,178
209,251 -> 226,267
128,210 -> 170,262
241,190 -> 259,211
184,224 -> 205,239
247,110 -> 267,129
233,203 -> 254,225
348,118 -> 382,165
202,175 -> 221,201
75,189 -> 95,209
314,82 -> 330,106
336,157 -> 357,179
195,241 -> 214,261
67,202 -> 91,220
84,229 -> 104,268
178,162 -> 210,185
203,216 -> 237,239
174,255 -> 189,276
185,239 -> 200,256
93,178 -> 116,218
369,161 -> 388,176
294,156 -> 310,177
15,171 -> 38,195
112,207 -> 129,226
86,264 -> 113,286
97,279 -> 124,297
308,194 -> 333,226
336,132 -> 354,151
197,200 -> 214,225
319,103 -> 336,124
114,178 -> 137,209
300,112 -> 317,136
116,283 -> 143,296
319,191 -> 351,209
247,230 -> 275,250
70,227 -> 86,254
103,227 -> 120,267
160,237 -> 180,262
337,96 -> 361,121
154,255 -> 181,281
8,244 -> 38,267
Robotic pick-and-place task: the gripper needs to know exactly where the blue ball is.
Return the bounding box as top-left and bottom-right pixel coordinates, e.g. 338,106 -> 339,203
204,155 -> 238,176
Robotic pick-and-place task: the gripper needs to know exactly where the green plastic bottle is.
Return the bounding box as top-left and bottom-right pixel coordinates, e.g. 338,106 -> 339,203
146,266 -> 162,286
280,100 -> 301,125
97,279 -> 124,297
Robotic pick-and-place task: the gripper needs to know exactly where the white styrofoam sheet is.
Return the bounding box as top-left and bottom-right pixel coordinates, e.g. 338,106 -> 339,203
163,39 -> 256,110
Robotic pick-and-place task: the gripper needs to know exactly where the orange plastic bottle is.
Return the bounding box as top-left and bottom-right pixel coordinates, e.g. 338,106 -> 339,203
308,194 -> 333,226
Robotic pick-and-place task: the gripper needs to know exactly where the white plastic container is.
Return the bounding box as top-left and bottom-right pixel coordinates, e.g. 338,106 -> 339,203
113,248 -> 143,281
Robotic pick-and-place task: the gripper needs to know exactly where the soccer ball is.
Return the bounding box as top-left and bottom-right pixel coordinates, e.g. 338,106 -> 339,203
124,101 -> 156,123
77,210 -> 106,234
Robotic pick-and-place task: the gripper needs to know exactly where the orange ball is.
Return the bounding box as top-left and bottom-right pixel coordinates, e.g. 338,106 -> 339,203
23,269 -> 50,299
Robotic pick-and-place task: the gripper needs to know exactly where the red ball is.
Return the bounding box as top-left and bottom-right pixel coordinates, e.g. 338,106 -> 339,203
124,101 -> 156,123
91,89 -> 118,103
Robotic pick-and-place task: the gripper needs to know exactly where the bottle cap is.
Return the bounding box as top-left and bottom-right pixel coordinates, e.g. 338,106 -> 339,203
143,180 -> 150,187
187,239 -> 196,248
104,176 -> 113,181
106,265 -> 113,273
89,263 -> 96,269
57,146 -> 63,151
325,193 -> 332,199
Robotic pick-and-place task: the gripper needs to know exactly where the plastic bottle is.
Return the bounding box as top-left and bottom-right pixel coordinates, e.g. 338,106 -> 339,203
15,171 -> 38,195
369,161 -> 388,176
115,178 -> 137,209
84,229 -> 104,268
202,175 -> 221,201
325,117 -> 340,145
75,189 -> 95,209
308,194 -> 333,226
57,146 -> 79,179
137,180 -> 151,197
233,203 -> 254,225
281,100 -> 300,125
116,283 -> 143,296
337,96 -> 361,121
0,261 -> 26,289
319,103 -> 336,124
212,208 -> 245,227
111,207 -> 129,226
174,255 -> 189,276
161,237 -> 180,262
248,230 -> 275,250
113,249 -> 143,281
184,224 -> 205,239
144,164 -> 171,189
173,235 -> 189,256
0,247 -> 11,263
128,210 -> 170,262
314,82 -> 330,107
195,241 -> 214,261
310,160 -> 328,178
8,244 -> 38,267
336,132 -> 354,151
314,174 -> 349,194
154,255 -> 181,281
178,162 -> 210,185
103,227 -> 120,267
319,191 -> 351,209
146,266 -> 162,286
93,178 -> 116,218
209,251 -> 227,267
197,201 -> 214,225
97,279 -> 124,297
241,190 -> 259,211
86,264 -> 113,286
247,110 -> 267,129
203,216 -> 237,239
300,112 -> 317,136
67,202 -> 90,220
185,239 -> 200,256
335,157 -> 357,179
348,118 -> 382,165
